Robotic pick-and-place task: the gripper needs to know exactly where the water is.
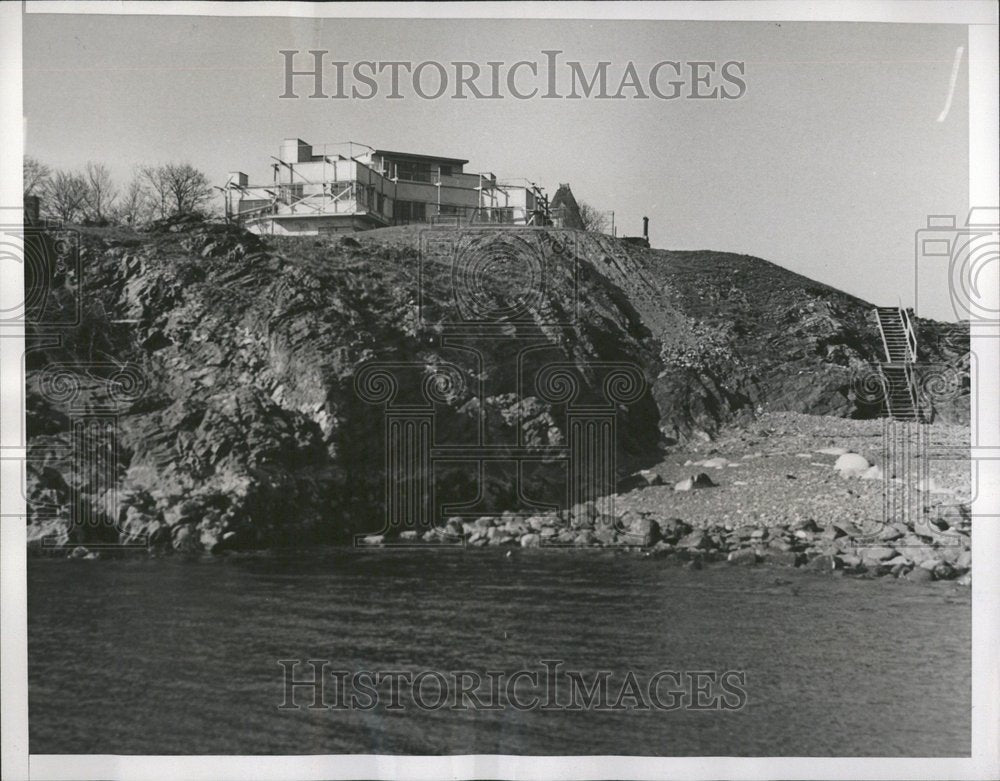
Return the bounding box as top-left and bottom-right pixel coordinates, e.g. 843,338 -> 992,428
28,549 -> 970,756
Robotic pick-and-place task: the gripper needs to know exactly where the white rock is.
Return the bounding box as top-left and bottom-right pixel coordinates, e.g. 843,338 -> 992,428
860,465 -> 884,481
700,457 -> 729,469
833,453 -> 870,477
917,477 -> 956,495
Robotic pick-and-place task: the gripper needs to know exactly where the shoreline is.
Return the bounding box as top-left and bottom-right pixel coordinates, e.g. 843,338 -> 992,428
31,412 -> 973,587
44,511 -> 972,587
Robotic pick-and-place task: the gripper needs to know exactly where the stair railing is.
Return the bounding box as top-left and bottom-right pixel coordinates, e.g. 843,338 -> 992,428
899,304 -> 918,363
898,302 -> 922,419
875,308 -> 891,363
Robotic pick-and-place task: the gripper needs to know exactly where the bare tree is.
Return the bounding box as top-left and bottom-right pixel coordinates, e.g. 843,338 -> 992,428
23,156 -> 50,196
114,170 -> 151,226
83,161 -> 118,223
139,165 -> 169,219
141,163 -> 212,216
578,202 -> 609,233
43,170 -> 89,222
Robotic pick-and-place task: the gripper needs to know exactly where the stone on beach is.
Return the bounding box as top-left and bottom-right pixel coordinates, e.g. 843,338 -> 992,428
833,453 -> 870,477
860,465 -> 883,480
674,472 -> 717,491
623,516 -> 660,547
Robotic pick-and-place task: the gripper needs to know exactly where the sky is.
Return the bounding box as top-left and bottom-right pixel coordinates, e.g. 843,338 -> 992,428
22,14 -> 969,320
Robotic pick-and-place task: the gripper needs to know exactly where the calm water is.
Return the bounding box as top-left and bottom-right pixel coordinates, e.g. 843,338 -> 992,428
28,549 -> 970,756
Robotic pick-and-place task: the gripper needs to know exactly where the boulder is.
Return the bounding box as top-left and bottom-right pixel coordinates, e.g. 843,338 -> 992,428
833,453 -> 871,477
728,548 -> 758,566
520,533 -> 541,548
674,472 -> 717,491
932,561 -> 957,580
656,517 -> 692,542
172,524 -> 200,553
859,545 -> 896,565
860,465 -> 884,481
763,549 -> 799,567
677,530 -> 710,549
443,520 -> 465,538
809,554 -> 839,571
906,566 -> 933,583
624,517 -> 660,547
593,524 -> 617,545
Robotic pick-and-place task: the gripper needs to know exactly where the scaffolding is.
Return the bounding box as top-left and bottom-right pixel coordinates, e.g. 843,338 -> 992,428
224,141 -> 552,234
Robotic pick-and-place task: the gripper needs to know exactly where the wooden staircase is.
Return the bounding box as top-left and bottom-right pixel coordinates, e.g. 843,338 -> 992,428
874,306 -> 922,421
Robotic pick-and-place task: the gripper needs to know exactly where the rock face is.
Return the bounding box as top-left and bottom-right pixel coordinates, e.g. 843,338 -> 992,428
24,219 -> 968,553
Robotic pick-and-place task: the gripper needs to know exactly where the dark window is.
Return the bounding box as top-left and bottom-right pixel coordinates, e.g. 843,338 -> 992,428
396,201 -> 427,223
395,161 -> 433,183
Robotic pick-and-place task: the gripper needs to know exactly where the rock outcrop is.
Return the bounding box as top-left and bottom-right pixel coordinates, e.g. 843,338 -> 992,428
23,219 -> 969,553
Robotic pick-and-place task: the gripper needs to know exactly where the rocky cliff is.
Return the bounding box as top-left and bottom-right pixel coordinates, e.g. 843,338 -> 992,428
24,216 -> 968,553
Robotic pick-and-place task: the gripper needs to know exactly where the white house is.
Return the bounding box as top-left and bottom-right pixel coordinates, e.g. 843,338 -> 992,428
225,139 -> 550,236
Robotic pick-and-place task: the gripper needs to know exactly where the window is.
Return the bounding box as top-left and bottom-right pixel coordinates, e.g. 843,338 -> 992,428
238,199 -> 270,214
396,201 -> 427,223
280,183 -> 303,203
439,165 -> 453,178
395,161 -> 433,183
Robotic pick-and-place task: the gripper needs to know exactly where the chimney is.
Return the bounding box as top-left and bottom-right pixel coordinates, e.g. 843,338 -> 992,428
642,216 -> 649,239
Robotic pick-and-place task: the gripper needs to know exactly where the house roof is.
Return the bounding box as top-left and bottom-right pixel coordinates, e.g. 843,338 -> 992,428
373,149 -> 469,165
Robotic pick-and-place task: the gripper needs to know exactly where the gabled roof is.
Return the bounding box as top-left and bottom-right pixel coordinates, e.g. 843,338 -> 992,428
373,149 -> 469,165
